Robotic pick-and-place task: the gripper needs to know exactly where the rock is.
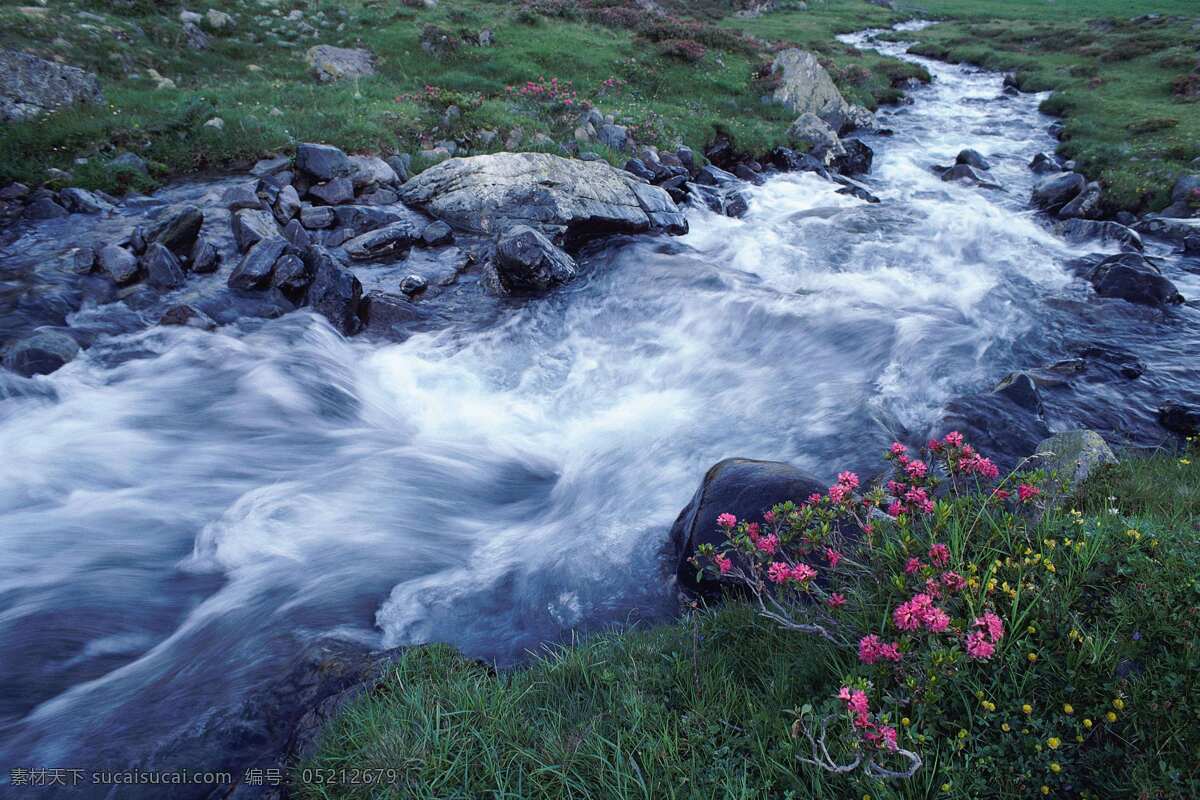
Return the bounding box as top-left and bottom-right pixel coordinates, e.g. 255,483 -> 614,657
150,205 -> 204,256
224,182 -> 262,211
1158,402 -> 1200,436
1028,430 -> 1117,497
305,45 -> 375,83
624,158 -> 656,182
231,209 -> 280,252
304,246 -> 363,335
348,155 -> 399,190
786,112 -> 844,164
1134,216 -> 1200,244
271,254 -> 312,296
956,148 -> 990,170
1076,344 -> 1145,380
941,163 -> 1002,190
342,221 -> 419,260
98,244 -> 140,284
834,177 -> 880,204
666,458 -> 824,599
206,8 -> 234,29
309,177 -> 355,206
300,205 -> 336,229
0,49 -> 104,122
109,152 -> 148,175
676,146 -> 695,173
420,220 -> 454,247
831,138 -> 873,177
2,330 -> 80,377
1058,181 -> 1102,219
939,391 -> 1051,472
142,243 -> 186,290
67,244 -> 97,274
296,143 -> 352,182
0,182 -> 29,200
398,153 -> 687,246
1057,219 -> 1142,252
159,303 -> 217,330
385,155 -> 411,183
994,371 -> 1044,416
842,104 -> 877,133
493,225 -> 578,292
283,219 -> 311,250
1089,253 -> 1184,307
1032,172 -> 1086,213
399,274 -> 427,296
183,21 -> 210,50
767,146 -> 829,177
770,49 -> 850,131
597,123 -> 628,152
723,191 -> 751,217
694,164 -> 740,187
1185,235 -> 1200,255
59,187 -> 113,214
273,184 -> 302,225
1029,152 -> 1061,174
733,163 -> 765,186
24,197 -> 68,219
228,237 -> 289,290
189,237 -> 220,273
252,154 -> 290,178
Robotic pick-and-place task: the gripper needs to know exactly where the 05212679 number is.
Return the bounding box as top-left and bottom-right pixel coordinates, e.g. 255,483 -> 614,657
297,768 -> 399,786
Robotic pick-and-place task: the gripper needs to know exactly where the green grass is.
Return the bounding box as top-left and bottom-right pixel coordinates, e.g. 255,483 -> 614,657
301,446 -> 1200,799
0,0 -> 922,193
894,0 -> 1200,213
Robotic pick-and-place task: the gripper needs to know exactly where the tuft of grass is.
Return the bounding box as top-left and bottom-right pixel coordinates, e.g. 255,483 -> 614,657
302,448 -> 1200,798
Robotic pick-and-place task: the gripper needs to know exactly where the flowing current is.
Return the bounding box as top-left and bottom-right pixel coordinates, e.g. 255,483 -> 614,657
1,26 -> 1197,794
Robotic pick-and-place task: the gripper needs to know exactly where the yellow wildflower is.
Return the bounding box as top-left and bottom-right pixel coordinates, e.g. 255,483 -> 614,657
1023,704 -> 1033,715
1050,762 -> 1062,774
1047,737 -> 1061,749
1063,704 -> 1074,715
1083,718 -> 1093,729
1106,711 -> 1117,723
1112,698 -> 1125,711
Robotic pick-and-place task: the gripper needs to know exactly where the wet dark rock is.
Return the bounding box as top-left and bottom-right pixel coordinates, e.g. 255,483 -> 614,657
189,238 -> 221,274
24,197 -> 68,219
1184,235 -> 1200,255
733,163 -> 765,186
835,177 -> 880,204
686,183 -> 724,213
420,220 -> 454,247
493,225 -> 577,292
1089,253 -> 1184,307
362,292 -> 426,337
59,187 -> 113,214
994,371 -> 1044,415
955,148 -> 991,170
150,205 -> 204,256
273,185 -> 301,225
67,243 -> 97,274
1057,219 -> 1142,252
295,143 -> 352,183
224,182 -> 262,212
0,182 -> 29,200
1032,172 -> 1086,213
624,158 -> 656,182
939,390 -> 1052,472
767,146 -> 829,177
251,155 -> 291,178
330,205 -> 415,235
308,177 -> 355,206
98,244 -> 140,284
676,146 -> 695,173
1158,402 -> 1200,436
195,288 -> 295,325
232,209 -> 281,252
142,243 -> 186,290
343,222 -> 419,260
159,304 -> 217,330
397,152 -> 687,246
1058,181 -> 1102,220
283,219 -> 311,250
832,139 -> 873,177
693,164 -> 740,187
1077,344 -> 1145,380
723,191 -> 750,218
304,246 -> 363,335
667,458 -> 824,600
941,163 -> 1002,190
2,330 -> 80,377
299,205 -> 335,230
228,238 -> 289,290
399,274 -> 428,296
271,254 -> 312,296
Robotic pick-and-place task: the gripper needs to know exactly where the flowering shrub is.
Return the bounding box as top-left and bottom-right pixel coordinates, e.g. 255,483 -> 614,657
505,77 -> 580,109
689,431 -> 1200,795
656,38 -> 707,63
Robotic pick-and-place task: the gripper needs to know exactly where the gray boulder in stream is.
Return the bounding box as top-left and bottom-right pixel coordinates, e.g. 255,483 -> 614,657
397,153 -> 687,246
769,49 -> 851,131
1089,253 -> 1184,308
493,225 -> 577,292
1032,172 -> 1086,213
304,246 -> 363,335
2,330 -> 80,377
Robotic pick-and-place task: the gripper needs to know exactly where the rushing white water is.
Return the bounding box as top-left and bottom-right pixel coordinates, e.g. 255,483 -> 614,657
1,25 -> 1197,794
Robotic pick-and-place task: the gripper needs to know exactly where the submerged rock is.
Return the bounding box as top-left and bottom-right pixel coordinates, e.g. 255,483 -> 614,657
1057,219 -> 1142,252
955,148 -> 991,170
1158,403 -> 1200,436
397,152 -> 687,246
2,330 -> 80,377
343,222 -> 419,260
667,458 -> 824,600
941,163 -> 1002,190
1089,253 -> 1184,308
159,304 -> 217,330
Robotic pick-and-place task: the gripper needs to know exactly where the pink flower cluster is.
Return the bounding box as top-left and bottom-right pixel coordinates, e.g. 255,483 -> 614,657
838,687 -> 898,751
506,77 -> 580,108
1018,483 -> 1040,503
827,471 -> 860,505
965,611 -> 1005,661
892,593 -> 950,633
767,560 -> 817,585
858,634 -> 903,665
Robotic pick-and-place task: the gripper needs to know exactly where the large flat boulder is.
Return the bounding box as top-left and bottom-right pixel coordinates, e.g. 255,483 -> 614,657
305,46 -> 376,83
397,153 -> 687,246
0,49 -> 103,122
770,49 -> 851,132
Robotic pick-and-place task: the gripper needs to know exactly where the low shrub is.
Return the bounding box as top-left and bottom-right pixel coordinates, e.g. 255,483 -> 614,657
657,38 -> 707,63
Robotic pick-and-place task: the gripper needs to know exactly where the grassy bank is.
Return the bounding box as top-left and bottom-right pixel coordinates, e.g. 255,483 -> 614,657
898,0 -> 1200,214
0,0 -> 921,194
300,444 -> 1199,799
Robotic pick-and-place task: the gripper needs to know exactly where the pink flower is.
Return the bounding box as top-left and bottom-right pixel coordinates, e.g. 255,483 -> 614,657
825,548 -> 843,568
890,442 -> 908,456
756,534 -> 779,555
944,431 -> 964,448
828,483 -> 850,504
717,513 -> 737,529
905,459 -> 928,479
941,571 -> 966,592
859,634 -> 884,664
879,641 -> 903,662
791,562 -> 817,583
905,486 -> 934,514
746,522 -> 761,541
837,471 -> 860,489
904,557 -> 922,575
887,500 -> 904,517
962,455 -> 1000,480
976,611 -> 1005,642
929,543 -> 950,567
762,510 -> 775,524
827,592 -> 846,608
880,725 -> 899,751
893,600 -> 922,631
924,607 -> 950,633
807,492 -> 823,506
1018,483 -> 1040,503
928,438 -> 943,451
966,630 -> 996,661
992,488 -> 1011,501
767,561 -> 791,584
714,554 -> 732,574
